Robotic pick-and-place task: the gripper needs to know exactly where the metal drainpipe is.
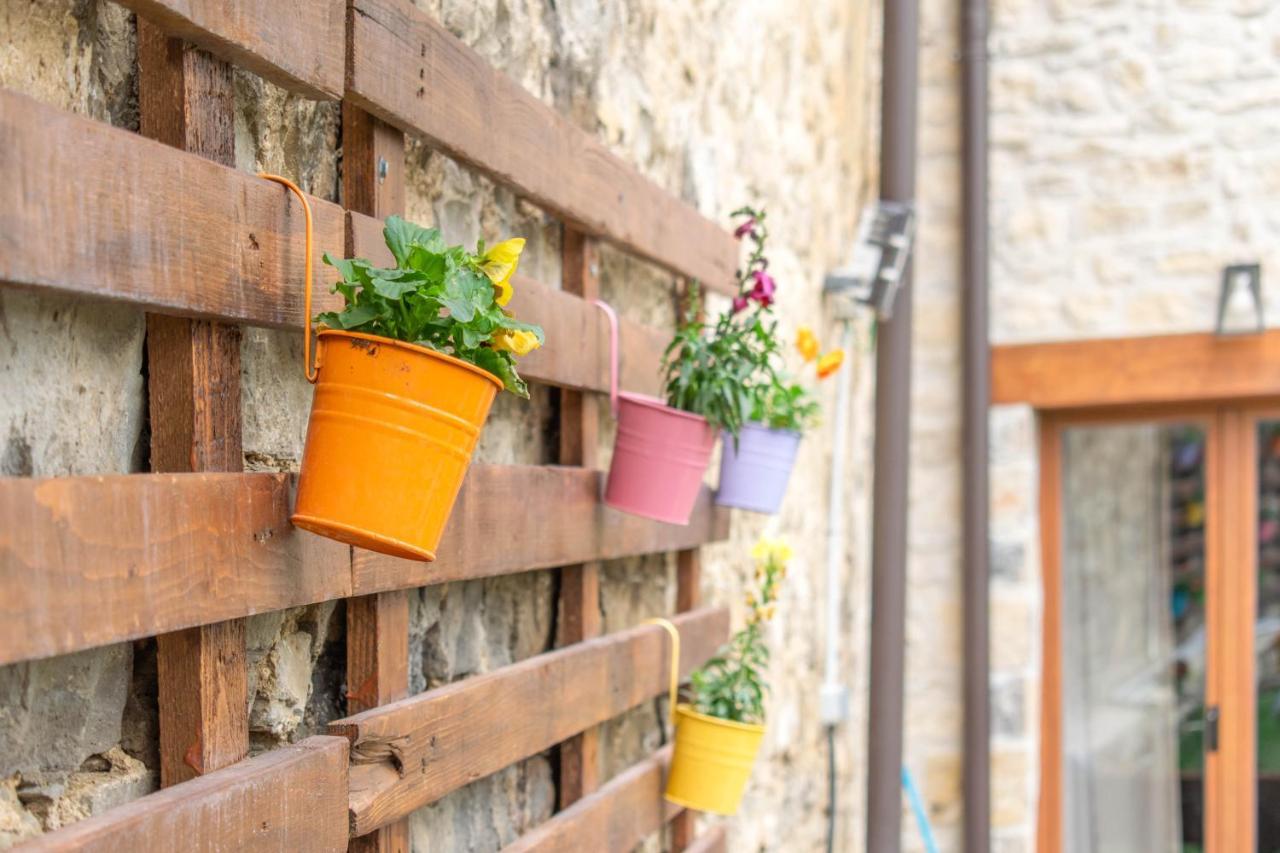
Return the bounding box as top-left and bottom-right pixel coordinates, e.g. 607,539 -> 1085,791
961,0 -> 991,851
866,0 -> 919,851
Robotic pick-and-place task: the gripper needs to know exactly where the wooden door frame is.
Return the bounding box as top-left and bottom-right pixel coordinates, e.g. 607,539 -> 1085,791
993,331 -> 1280,853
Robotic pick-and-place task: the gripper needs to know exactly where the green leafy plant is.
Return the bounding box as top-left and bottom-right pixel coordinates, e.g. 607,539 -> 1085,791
688,538 -> 789,724
316,216 -> 544,397
662,206 -> 782,436
751,325 -> 844,432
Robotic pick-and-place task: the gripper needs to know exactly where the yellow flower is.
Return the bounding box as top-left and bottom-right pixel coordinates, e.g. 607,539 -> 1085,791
816,349 -> 844,379
796,326 -> 820,362
762,604 -> 776,621
479,238 -> 526,306
492,328 -> 541,357
751,537 -> 793,566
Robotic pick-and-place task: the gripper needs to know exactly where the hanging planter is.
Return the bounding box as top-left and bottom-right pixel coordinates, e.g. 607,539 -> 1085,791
715,329 -> 845,514
603,206 -> 784,525
603,392 -> 717,525
714,422 -> 801,514
261,174 -> 543,561
291,330 -> 500,560
652,539 -> 789,816
665,704 -> 766,815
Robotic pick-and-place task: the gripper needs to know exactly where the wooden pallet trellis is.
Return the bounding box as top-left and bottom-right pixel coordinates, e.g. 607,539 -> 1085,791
0,0 -> 739,849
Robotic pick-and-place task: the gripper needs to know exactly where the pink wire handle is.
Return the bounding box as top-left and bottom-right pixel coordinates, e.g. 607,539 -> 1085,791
592,299 -> 619,417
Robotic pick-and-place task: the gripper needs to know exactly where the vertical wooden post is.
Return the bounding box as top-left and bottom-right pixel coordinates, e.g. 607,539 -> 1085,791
137,18 -> 249,788
557,227 -> 603,807
343,98 -> 411,853
671,275 -> 703,850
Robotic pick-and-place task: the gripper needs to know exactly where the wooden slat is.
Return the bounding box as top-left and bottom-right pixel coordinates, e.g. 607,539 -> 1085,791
502,747 -> 679,853
16,737 -> 349,852
0,467 -> 728,666
343,92 -> 412,853
348,212 -> 667,397
991,330 -> 1280,410
0,88 -> 345,327
351,465 -> 730,595
345,0 -> 737,292
556,226 -> 604,809
114,0 -> 344,100
137,21 -> 249,787
331,608 -> 730,837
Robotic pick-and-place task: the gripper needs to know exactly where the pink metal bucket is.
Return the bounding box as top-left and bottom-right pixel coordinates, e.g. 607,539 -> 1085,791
604,392 -> 716,525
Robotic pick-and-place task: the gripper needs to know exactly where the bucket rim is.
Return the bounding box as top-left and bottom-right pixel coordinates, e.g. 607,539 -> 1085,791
675,703 -> 767,734
727,421 -> 804,440
618,392 -> 710,426
317,329 -> 504,390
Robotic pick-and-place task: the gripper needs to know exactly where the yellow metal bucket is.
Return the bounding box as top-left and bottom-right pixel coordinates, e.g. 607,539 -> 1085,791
665,704 -> 765,816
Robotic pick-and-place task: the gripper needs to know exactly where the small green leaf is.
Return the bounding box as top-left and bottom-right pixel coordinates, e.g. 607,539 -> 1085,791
383,216 -> 444,267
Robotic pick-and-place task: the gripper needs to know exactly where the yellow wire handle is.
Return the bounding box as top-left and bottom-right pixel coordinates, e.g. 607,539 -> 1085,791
258,173 -> 317,383
643,617 -> 681,717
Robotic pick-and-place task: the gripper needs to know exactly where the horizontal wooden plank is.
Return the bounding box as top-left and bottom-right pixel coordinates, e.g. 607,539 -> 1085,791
348,211 -> 668,396
346,0 -> 737,292
0,473 -> 350,666
351,465 -> 730,595
18,737 -> 349,852
1,467 -> 728,665
332,608 -> 729,836
0,88 -> 345,327
115,0 -> 345,100
991,330 -> 1280,410
501,747 -> 679,853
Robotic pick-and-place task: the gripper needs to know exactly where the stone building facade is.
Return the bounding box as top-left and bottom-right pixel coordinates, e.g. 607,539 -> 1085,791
905,0 -> 1280,851
0,1 -> 878,850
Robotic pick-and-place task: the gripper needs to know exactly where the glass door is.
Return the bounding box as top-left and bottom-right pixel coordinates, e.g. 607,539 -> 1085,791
1253,417 -> 1280,851
1057,420 -> 1209,853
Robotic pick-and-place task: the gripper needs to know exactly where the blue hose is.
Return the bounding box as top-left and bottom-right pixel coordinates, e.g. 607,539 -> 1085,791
901,766 -> 940,853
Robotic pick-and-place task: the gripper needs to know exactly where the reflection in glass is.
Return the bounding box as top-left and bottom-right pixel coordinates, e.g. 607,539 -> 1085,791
1061,424 -> 1204,853
1257,422 -> 1280,851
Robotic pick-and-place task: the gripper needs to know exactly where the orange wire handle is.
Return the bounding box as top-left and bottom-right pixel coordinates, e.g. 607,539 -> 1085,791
258,173 -> 317,383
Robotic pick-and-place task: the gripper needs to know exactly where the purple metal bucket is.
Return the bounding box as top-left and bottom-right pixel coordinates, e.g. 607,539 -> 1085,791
715,422 -> 802,514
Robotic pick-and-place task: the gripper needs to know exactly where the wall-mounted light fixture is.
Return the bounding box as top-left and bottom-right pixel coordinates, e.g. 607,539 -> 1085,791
1216,262 -> 1264,335
823,201 -> 916,320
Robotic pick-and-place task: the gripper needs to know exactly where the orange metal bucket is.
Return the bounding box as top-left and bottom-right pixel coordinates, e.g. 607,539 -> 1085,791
291,330 -> 501,561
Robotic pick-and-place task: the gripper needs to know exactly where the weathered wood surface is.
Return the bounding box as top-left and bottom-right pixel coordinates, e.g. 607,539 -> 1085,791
332,608 -> 729,836
346,0 -> 737,292
17,737 -> 350,852
351,465 -> 730,594
0,467 -> 728,666
343,97 -> 413,853
991,329 -> 1280,410
557,227 -> 604,808
0,473 -> 350,666
115,0 -> 344,100
348,212 -> 668,397
138,22 -> 249,786
502,747 -> 679,852
0,88 -> 344,327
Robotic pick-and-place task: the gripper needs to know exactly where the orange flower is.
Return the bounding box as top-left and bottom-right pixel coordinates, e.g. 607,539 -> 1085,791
796,326 -> 820,362
816,349 -> 844,379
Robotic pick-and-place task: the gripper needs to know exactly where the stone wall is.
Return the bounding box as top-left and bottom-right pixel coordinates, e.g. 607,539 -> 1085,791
0,1 -> 878,850
906,0 -> 1280,851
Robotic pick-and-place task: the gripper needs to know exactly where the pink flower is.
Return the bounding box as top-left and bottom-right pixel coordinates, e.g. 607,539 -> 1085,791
732,295 -> 750,313
749,269 -> 776,307
734,217 -> 757,239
